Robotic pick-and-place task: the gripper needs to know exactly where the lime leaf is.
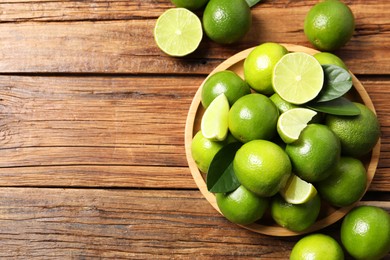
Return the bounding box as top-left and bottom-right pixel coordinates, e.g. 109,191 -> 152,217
245,0 -> 262,8
307,97 -> 361,116
316,65 -> 353,102
207,142 -> 242,193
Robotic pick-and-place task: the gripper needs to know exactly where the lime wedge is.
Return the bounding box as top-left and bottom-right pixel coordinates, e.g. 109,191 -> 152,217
273,52 -> 324,105
154,8 -> 203,57
281,174 -> 318,204
277,108 -> 317,143
201,94 -> 229,141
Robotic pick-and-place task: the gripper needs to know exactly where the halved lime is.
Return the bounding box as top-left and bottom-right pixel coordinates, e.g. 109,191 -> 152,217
201,93 -> 229,141
154,8 -> 203,57
277,108 -> 317,143
280,174 -> 318,204
273,52 -> 324,105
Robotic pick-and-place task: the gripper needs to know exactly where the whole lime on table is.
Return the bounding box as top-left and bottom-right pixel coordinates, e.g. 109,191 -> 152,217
201,70 -> 251,108
290,233 -> 345,260
326,102 -> 381,158
243,42 -> 288,95
341,205 -> 390,260
170,0 -> 209,11
233,140 -> 291,197
228,93 -> 279,143
304,0 -> 355,51
285,124 -> 341,182
216,185 -> 269,225
203,0 -> 252,44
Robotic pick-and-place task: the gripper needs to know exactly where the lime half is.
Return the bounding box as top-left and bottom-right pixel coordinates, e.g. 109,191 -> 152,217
154,8 -> 203,57
273,52 -> 324,105
277,108 -> 317,144
201,94 -> 229,141
281,174 -> 318,204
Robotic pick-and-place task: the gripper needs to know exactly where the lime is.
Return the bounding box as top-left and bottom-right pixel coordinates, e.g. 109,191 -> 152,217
326,102 -> 380,158
228,93 -> 279,143
341,205 -> 390,260
191,130 -> 224,173
271,194 -> 321,232
304,0 -> 355,51
154,8 -> 203,57
317,157 -> 367,207
280,174 -> 318,205
201,70 -> 251,108
277,108 -> 317,144
201,93 -> 229,141
314,52 -> 348,71
272,52 -> 324,105
244,42 -> 288,95
285,124 -> 340,182
290,233 -> 345,260
170,0 -> 209,11
216,185 -> 269,225
233,140 -> 291,197
203,0 -> 252,44
270,93 -> 300,114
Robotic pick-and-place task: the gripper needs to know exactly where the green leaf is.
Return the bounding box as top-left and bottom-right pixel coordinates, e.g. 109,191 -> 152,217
207,142 -> 242,193
307,97 -> 361,116
316,65 -> 353,102
245,0 -> 261,7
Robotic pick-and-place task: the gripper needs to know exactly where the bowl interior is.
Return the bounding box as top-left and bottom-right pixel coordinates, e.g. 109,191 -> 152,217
184,44 -> 381,236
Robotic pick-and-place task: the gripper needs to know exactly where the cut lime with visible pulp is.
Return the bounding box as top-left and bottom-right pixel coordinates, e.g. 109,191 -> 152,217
273,52 -> 324,105
154,8 -> 203,57
201,94 -> 229,141
277,108 -> 317,144
281,174 -> 318,204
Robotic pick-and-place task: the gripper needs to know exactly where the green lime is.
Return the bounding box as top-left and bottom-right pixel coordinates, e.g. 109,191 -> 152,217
341,205 -> 390,260
216,185 -> 269,225
280,174 -> 318,205
277,108 -> 317,144
191,130 -> 224,173
317,157 -> 367,207
244,42 -> 288,95
154,8 -> 203,57
233,140 -> 291,197
228,93 -> 279,143
290,233 -> 345,260
304,0 -> 355,51
285,124 -> 341,182
170,0 -> 209,11
203,0 -> 252,44
271,194 -> 321,232
201,70 -> 251,108
314,52 -> 348,71
201,93 -> 229,141
270,93 -> 300,114
272,52 -> 324,105
326,102 -> 380,158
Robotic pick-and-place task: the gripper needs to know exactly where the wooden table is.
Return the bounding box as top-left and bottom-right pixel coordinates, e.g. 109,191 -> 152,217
0,1 -> 388,258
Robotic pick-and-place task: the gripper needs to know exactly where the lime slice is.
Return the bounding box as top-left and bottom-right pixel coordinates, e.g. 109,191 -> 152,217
201,94 -> 229,141
154,8 -> 203,57
273,52 -> 324,105
277,108 -> 317,143
281,174 -> 318,204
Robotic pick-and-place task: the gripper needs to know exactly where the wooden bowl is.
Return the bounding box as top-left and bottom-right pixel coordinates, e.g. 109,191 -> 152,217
184,44 -> 381,236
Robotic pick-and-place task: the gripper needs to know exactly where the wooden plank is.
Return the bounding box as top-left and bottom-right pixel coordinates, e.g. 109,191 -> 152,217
0,187 -> 388,259
0,76 -> 389,191
0,1 -> 388,74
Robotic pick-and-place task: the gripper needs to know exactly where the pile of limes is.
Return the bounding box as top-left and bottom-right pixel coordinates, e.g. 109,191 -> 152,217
154,0 -> 254,56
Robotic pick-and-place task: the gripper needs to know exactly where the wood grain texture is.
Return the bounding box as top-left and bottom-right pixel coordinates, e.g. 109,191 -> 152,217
0,187 -> 388,259
0,1 -> 388,74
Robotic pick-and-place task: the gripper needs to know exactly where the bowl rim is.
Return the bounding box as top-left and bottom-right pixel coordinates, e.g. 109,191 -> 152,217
184,43 -> 381,236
